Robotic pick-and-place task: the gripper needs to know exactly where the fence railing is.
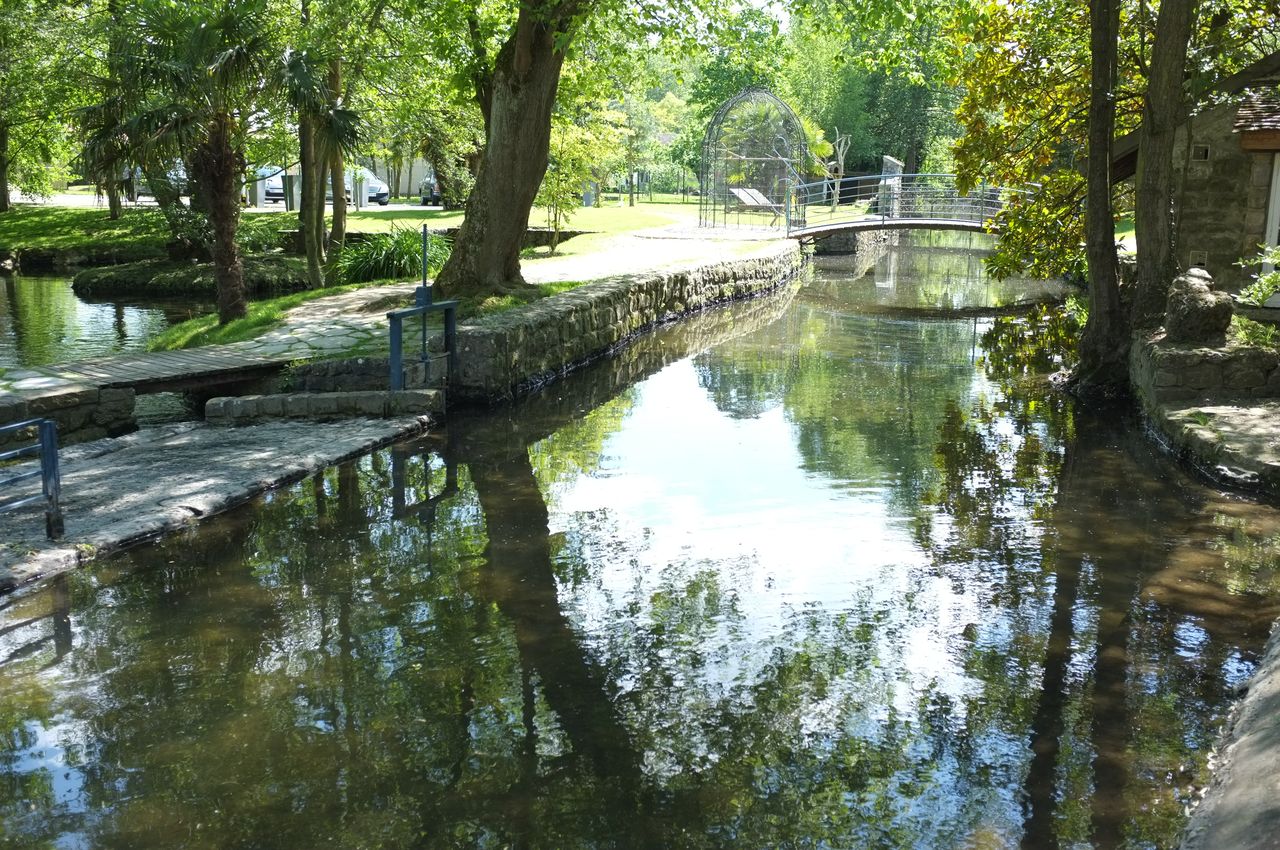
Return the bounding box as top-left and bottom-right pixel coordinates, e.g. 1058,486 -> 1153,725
786,173 -> 1026,235
387,226 -> 458,393
0,419 -> 63,539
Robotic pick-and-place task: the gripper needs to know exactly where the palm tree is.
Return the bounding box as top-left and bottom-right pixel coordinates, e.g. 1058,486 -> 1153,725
114,0 -> 277,324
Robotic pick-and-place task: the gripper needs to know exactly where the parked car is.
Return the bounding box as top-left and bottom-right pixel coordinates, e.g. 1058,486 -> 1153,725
256,165 -> 285,204
257,166 -> 389,206
332,167 -> 390,206
418,173 -> 442,206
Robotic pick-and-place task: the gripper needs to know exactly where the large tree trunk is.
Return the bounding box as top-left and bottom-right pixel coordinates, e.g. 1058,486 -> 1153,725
298,115 -> 325,289
0,122 -> 10,214
197,115 -> 247,324
326,59 -> 347,279
327,150 -> 346,273
1132,0 -> 1197,328
434,8 -> 570,297
1072,0 -> 1129,401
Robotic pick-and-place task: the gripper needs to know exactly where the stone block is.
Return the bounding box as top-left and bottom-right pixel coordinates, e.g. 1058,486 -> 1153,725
285,395 -> 311,418
0,393 -> 29,424
27,387 -> 97,414
1165,269 -> 1232,344
258,395 -> 285,418
1156,386 -> 1199,403
309,394 -> 340,417
1183,363 -> 1223,390
1224,367 -> 1266,390
204,397 -> 229,421
1153,370 -> 1181,387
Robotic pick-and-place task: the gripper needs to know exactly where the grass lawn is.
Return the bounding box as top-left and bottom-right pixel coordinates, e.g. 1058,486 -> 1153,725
0,205 -> 171,252
0,200 -> 696,251
345,199 -> 697,236
1116,216 -> 1135,252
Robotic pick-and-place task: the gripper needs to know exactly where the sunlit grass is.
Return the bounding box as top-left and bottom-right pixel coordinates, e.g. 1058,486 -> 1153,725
146,282 -> 379,351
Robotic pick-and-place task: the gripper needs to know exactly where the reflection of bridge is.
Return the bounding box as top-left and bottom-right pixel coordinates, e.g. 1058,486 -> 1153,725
783,173 -> 1028,240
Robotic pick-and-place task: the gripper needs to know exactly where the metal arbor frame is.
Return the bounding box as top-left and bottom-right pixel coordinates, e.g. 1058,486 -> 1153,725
698,87 -> 810,230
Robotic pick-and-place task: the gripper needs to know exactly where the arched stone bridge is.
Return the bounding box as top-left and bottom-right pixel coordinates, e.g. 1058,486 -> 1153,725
782,173 -> 1028,240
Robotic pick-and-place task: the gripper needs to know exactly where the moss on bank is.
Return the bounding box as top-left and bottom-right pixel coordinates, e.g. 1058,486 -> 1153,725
73,254 -> 309,296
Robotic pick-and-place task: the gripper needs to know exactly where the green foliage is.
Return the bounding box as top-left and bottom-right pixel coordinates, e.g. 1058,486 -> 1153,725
334,228 -> 451,285
1237,246 -> 1280,307
73,254 -> 308,296
0,0 -> 85,202
1231,315 -> 1280,349
537,107 -> 627,248
235,213 -> 292,254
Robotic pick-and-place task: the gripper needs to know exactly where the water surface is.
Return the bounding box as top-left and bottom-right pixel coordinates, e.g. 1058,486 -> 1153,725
2,235 -> 1278,849
0,273 -> 208,369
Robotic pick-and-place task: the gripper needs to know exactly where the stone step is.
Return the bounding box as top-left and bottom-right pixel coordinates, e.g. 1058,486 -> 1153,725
205,390 -> 443,426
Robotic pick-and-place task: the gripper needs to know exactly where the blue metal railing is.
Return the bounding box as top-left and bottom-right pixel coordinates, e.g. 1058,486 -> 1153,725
0,419 -> 63,539
387,225 -> 458,393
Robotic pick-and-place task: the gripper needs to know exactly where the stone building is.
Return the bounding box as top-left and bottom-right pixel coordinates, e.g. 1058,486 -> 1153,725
1170,86 -> 1280,292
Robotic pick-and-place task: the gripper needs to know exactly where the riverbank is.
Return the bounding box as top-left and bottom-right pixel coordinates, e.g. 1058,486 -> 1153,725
1,225 -> 807,593
0,416 -> 432,593
1126,314 -> 1280,848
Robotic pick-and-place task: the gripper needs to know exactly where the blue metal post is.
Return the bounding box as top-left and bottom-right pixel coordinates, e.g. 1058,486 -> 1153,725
421,223 -> 429,288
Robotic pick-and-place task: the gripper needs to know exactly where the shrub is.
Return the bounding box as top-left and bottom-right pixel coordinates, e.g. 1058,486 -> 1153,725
236,214 -> 288,253
1237,245 -> 1280,307
334,227 -> 451,284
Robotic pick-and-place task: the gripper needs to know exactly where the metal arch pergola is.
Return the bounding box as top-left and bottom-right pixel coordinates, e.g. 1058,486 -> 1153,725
698,87 -> 810,230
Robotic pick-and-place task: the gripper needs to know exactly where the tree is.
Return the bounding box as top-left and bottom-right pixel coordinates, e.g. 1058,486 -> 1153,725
0,0 -> 81,213
1072,0 -> 1128,399
536,105 -> 625,249
116,0 -> 278,323
951,0 -> 1279,393
1131,0 -> 1198,327
432,0 -> 715,299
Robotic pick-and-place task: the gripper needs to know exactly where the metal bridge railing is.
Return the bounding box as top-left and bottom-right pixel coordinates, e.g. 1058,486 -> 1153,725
0,418 -> 63,539
387,225 -> 458,394
786,173 -> 1026,235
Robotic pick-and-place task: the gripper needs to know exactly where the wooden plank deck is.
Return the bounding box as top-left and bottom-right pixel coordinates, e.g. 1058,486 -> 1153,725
36,347 -> 296,395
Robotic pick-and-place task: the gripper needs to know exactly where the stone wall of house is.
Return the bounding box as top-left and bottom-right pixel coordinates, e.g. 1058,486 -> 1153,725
1130,334 -> 1280,406
452,241 -> 807,403
0,387 -> 136,451
1174,102 -> 1273,291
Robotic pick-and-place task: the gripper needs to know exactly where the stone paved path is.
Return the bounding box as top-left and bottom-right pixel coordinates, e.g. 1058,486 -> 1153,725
0,415 -> 431,593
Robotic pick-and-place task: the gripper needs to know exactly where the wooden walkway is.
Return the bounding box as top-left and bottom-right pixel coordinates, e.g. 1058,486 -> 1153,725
44,347 -> 287,395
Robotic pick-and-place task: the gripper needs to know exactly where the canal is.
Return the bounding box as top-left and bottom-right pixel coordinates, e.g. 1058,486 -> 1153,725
2,234 -> 1278,849
0,273 -> 208,369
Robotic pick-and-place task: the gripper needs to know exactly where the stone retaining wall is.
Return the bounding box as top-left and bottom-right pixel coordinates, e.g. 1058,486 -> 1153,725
451,240 -> 807,403
1130,333 -> 1280,407
0,386 -> 135,450
204,389 -> 441,425
288,357 -> 394,393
